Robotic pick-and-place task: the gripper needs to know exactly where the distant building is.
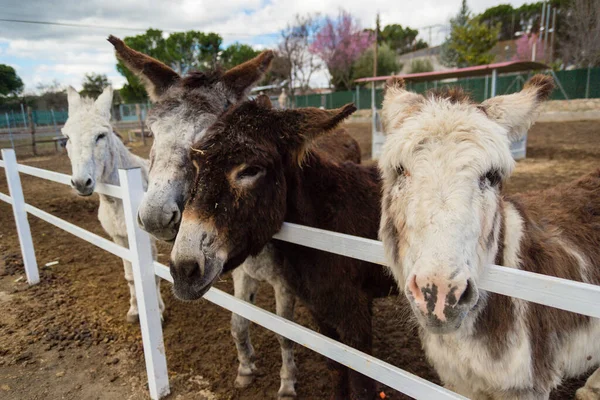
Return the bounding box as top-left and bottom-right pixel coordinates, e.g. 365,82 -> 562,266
397,46 -> 451,74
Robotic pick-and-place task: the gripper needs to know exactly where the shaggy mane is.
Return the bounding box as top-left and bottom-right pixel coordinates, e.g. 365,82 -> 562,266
181,68 -> 224,89
426,86 -> 473,104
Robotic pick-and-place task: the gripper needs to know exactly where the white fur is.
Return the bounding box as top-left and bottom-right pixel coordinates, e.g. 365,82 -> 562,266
63,86 -> 165,323
379,82 -> 600,398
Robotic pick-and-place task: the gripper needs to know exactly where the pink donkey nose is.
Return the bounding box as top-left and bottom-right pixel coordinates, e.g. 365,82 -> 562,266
407,273 -> 472,321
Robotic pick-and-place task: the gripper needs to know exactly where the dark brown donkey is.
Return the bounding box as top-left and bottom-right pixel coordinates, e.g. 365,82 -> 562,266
108,36 -> 363,398
170,96 -> 397,400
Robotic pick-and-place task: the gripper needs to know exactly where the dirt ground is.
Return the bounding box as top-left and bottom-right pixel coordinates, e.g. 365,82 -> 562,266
0,120 -> 598,400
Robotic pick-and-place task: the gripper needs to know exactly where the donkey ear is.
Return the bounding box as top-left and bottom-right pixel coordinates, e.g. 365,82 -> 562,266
381,77 -> 424,132
288,103 -> 357,140
479,74 -> 554,142
94,86 -> 113,118
107,35 -> 180,102
66,86 -> 81,115
222,50 -> 274,100
275,103 -> 356,165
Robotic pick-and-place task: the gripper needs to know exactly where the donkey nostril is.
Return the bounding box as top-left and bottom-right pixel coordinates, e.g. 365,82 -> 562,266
70,179 -> 75,187
457,280 -> 475,306
85,178 -> 93,187
183,261 -> 201,280
168,208 -> 180,226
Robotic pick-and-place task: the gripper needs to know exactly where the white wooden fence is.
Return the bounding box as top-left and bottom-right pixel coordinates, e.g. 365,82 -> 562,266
1,147 -> 600,400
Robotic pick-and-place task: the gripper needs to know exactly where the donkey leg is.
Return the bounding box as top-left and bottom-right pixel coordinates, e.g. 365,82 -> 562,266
576,367 -> 600,400
149,241 -> 166,322
337,297 -> 376,400
113,236 -> 140,323
315,318 -> 349,400
231,268 -> 260,388
272,280 -> 297,399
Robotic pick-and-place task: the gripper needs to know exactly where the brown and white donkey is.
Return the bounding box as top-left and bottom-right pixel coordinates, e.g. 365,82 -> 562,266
378,74 -> 600,399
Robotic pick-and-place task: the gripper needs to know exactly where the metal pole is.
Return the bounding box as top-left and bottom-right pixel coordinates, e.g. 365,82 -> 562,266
540,1 -> 546,56
484,75 -> 489,100
550,8 -> 557,64
544,4 -> 551,60
27,107 -> 36,156
2,149 -> 40,284
20,103 -> 27,129
585,66 -> 591,99
5,113 -> 14,149
491,69 -> 498,97
550,70 -> 569,100
356,85 -> 360,110
50,109 -> 59,136
119,168 -> 170,399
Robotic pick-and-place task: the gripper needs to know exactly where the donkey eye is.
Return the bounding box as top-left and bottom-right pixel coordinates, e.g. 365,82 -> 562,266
96,133 -> 106,142
237,166 -> 264,180
480,170 -> 501,188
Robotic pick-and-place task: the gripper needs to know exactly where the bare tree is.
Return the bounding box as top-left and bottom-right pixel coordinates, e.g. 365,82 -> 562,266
278,14 -> 323,104
560,0 -> 600,67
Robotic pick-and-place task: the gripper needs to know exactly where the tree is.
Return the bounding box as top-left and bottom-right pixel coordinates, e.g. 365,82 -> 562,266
278,13 -> 323,100
440,1 -> 499,67
33,80 -> 67,110
80,73 -> 110,99
513,33 -> 545,62
380,24 -> 428,55
451,17 -> 500,66
115,29 -> 224,102
560,0 -> 600,67
352,43 -> 400,80
479,4 -> 518,41
220,43 -> 261,70
440,0 -> 470,67
409,59 -> 434,73
310,10 -> 375,90
0,64 -> 24,96
163,31 -> 221,74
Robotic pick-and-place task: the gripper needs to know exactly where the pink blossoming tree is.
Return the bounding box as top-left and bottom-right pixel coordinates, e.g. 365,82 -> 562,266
310,10 -> 375,90
513,33 -> 545,62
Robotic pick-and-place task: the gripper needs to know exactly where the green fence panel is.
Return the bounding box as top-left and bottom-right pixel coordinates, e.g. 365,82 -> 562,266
293,67 -> 600,109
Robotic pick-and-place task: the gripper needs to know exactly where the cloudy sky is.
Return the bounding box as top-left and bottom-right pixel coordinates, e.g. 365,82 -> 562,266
1,0 -> 532,92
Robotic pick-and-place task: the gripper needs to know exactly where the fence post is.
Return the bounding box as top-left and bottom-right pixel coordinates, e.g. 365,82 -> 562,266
50,109 -> 59,136
119,168 -> 170,400
27,107 -> 36,156
2,149 -> 39,284
20,103 -> 27,129
5,113 -> 14,149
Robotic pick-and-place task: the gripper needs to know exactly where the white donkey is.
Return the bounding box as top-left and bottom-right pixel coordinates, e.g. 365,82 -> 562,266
63,86 -> 165,323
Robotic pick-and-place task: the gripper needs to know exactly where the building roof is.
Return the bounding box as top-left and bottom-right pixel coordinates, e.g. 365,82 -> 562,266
354,60 -> 549,83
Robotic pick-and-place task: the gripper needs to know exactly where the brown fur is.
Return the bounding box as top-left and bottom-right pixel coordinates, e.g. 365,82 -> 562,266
427,86 -> 473,104
469,170 -> 600,393
222,51 -> 274,95
524,74 -> 555,101
384,76 -> 406,94
508,172 -> 600,390
181,100 -> 397,399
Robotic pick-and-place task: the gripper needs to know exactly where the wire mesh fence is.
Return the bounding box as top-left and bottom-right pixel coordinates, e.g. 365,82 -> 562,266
294,67 -> 600,109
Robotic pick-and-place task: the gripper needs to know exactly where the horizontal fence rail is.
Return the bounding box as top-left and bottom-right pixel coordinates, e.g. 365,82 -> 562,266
153,262 -> 466,399
275,223 -> 600,319
15,163 -> 123,198
2,150 -> 600,400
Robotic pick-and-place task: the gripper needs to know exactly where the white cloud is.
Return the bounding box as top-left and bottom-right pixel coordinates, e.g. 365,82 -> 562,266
0,0 -> 534,91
